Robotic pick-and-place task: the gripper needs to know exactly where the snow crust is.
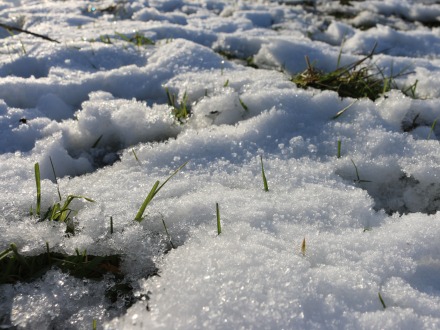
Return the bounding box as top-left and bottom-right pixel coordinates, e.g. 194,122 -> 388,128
1,0 -> 440,329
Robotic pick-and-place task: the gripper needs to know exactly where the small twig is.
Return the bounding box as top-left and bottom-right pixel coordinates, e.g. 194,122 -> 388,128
0,22 -> 60,43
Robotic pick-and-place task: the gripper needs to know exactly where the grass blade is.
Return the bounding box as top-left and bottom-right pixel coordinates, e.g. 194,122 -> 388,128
260,155 -> 269,192
162,217 -> 176,249
156,161 -> 189,194
134,161 -> 188,222
332,100 -> 357,120
134,181 -> 160,222
428,117 -> 438,140
216,202 -> 221,235
301,237 -> 306,256
49,156 -> 62,201
337,139 -> 342,158
165,87 -> 174,107
378,292 -> 386,309
351,159 -> 371,183
34,163 -> 41,218
0,246 -> 13,261
132,148 -> 141,165
91,135 -> 103,149
239,97 -> 249,111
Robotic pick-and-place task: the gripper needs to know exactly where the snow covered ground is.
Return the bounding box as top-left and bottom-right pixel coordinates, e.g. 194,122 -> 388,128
1,0 -> 440,328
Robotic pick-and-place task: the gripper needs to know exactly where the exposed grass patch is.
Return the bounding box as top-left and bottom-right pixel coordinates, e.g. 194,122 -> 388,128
97,31 -> 154,47
292,46 -> 414,101
216,49 -> 258,69
115,31 -> 155,47
0,243 -> 121,284
0,243 -> 151,310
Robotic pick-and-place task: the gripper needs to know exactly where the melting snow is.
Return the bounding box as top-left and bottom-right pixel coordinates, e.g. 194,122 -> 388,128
1,0 -> 440,329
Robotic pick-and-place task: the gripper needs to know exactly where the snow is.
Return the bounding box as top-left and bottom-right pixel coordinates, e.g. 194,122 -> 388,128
1,0 -> 440,329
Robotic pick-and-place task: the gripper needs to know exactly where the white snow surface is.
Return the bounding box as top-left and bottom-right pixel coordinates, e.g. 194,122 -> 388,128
1,0 -> 440,329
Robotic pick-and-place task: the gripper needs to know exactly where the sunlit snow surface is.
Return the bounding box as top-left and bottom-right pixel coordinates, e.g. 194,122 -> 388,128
1,0 -> 440,329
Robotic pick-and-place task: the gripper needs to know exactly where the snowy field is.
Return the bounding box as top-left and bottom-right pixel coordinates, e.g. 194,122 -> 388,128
1,0 -> 440,329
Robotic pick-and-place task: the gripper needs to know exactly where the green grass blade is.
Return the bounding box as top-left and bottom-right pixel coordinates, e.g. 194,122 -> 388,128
115,31 -> 131,42
216,202 -> 221,235
260,155 -> 269,192
301,237 -> 306,256
239,97 -> 249,111
134,161 -> 188,222
91,134 -> 103,149
134,180 -> 160,222
165,87 -> 174,106
337,140 -> 342,158
132,148 -> 141,165
49,156 -> 62,201
34,163 -> 41,218
378,292 -> 386,309
428,117 -> 438,140
351,159 -> 372,183
46,242 -> 51,264
156,161 -> 189,194
162,217 -> 176,249
0,247 -> 13,261
351,158 -> 361,182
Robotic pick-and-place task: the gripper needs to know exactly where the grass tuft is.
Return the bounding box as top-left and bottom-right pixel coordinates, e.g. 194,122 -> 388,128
33,162 -> 95,234
165,88 -> 191,123
292,45 -> 414,101
115,31 -> 154,47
